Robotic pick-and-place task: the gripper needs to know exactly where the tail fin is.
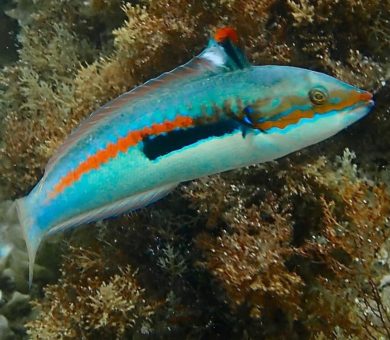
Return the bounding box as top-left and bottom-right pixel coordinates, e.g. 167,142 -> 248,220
15,197 -> 42,287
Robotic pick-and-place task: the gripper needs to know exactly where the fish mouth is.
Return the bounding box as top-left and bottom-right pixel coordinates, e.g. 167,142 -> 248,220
358,99 -> 375,110
357,91 -> 375,109
332,90 -> 373,129
342,92 -> 374,123
359,90 -> 373,102
347,91 -> 375,114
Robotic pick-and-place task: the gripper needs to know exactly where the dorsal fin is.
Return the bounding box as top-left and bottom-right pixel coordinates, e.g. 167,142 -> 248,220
214,27 -> 250,70
43,28 -> 250,177
215,27 -> 239,44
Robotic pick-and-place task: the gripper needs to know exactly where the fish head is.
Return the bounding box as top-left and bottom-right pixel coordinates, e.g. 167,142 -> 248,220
246,66 -> 374,146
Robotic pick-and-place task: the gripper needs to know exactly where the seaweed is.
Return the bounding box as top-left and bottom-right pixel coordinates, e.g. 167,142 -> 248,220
0,0 -> 389,338
26,246 -> 155,339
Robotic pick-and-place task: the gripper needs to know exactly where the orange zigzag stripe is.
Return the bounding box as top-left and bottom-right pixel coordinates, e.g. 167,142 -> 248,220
256,91 -> 372,131
49,116 -> 194,199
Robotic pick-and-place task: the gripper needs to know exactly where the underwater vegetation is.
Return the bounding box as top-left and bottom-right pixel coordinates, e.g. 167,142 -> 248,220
0,0 -> 389,338
27,246 -> 155,338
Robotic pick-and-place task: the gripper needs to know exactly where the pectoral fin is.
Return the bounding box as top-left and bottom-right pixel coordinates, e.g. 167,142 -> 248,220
236,105 -> 268,134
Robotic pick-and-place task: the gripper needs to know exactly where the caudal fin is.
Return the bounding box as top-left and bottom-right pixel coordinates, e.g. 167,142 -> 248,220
15,197 -> 42,287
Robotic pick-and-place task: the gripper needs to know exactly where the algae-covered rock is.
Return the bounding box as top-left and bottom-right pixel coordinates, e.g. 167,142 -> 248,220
0,314 -> 15,340
0,0 -> 18,67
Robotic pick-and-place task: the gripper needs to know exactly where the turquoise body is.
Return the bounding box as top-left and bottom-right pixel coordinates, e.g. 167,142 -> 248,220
16,34 -> 374,283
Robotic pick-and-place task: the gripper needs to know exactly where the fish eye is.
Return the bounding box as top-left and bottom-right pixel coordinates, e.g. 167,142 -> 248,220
309,87 -> 328,105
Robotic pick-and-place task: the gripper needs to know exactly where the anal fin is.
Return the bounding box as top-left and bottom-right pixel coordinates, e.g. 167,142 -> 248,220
47,183 -> 179,236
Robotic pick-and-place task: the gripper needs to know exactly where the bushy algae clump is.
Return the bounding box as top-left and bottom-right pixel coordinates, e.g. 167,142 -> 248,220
192,150 -> 390,337
0,0 -> 389,338
26,246 -> 154,338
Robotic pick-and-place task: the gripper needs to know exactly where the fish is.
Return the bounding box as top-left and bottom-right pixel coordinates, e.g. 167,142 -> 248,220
15,27 -> 374,285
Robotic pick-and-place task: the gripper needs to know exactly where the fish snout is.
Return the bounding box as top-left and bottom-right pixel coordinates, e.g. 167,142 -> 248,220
359,90 -> 375,107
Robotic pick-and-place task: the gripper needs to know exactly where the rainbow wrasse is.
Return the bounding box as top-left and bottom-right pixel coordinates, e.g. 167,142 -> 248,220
16,28 -> 374,283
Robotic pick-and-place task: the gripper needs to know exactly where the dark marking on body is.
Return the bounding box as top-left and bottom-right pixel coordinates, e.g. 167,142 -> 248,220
219,39 -> 247,69
142,119 -> 241,160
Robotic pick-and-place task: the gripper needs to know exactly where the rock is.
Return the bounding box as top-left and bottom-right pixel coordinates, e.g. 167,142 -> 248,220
0,315 -> 14,340
379,274 -> 390,290
0,292 -> 29,319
